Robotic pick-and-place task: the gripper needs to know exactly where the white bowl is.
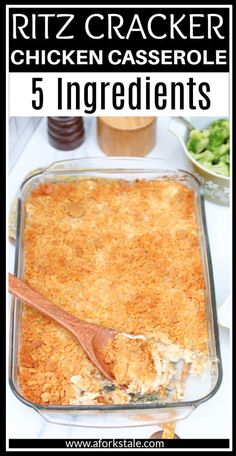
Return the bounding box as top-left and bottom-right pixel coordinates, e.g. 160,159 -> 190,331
169,117 -> 230,206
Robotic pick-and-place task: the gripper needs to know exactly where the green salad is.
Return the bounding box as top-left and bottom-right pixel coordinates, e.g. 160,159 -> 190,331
186,119 -> 230,177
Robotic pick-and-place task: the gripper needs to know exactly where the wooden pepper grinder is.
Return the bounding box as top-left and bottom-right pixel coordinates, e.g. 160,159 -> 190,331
97,117 -> 156,156
48,117 -> 84,150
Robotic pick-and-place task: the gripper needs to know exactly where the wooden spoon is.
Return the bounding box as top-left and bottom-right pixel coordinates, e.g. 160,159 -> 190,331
8,273 -> 117,381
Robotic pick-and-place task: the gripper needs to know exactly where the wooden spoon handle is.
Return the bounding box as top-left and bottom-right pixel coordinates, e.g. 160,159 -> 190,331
8,273 -> 91,335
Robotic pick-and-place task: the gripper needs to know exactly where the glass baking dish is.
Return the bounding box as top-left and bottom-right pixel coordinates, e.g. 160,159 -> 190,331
9,156 -> 222,428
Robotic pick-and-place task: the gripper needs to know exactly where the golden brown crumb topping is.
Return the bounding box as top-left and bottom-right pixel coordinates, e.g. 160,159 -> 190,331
19,178 -> 207,405
104,336 -> 157,387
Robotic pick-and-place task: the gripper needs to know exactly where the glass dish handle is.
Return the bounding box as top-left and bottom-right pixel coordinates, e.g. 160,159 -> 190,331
43,156 -> 179,175
43,158 -> 86,174
36,406 -> 194,428
36,409 -> 83,427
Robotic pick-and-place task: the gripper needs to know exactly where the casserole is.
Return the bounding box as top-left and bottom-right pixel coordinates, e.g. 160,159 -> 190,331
9,157 -> 222,427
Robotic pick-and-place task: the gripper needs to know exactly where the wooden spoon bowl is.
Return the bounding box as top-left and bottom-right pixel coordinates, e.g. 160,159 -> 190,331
8,273 -> 117,381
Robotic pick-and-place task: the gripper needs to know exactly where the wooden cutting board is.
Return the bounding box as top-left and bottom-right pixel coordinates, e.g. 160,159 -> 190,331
97,117 -> 156,156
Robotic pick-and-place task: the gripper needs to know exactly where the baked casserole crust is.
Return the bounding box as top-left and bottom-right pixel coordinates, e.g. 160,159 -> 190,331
19,178 -> 208,405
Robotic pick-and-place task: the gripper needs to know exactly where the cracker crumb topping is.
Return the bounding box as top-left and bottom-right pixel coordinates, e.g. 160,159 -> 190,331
19,178 -> 208,405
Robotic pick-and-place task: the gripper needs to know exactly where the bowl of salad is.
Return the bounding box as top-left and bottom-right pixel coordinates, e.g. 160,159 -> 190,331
169,117 -> 230,205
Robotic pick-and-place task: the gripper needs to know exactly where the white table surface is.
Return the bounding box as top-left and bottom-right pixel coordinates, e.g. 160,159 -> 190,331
7,117 -> 231,441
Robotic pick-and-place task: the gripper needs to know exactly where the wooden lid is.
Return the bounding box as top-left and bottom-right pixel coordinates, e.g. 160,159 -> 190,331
98,117 -> 156,131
